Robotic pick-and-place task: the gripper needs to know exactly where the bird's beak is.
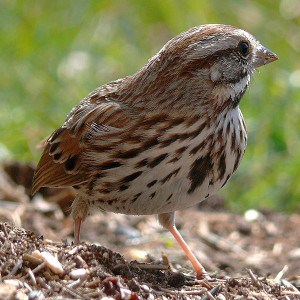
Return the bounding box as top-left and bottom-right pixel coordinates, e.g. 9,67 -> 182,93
253,45 -> 278,68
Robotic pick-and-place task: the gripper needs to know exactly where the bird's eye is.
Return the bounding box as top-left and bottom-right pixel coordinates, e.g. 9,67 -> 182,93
238,41 -> 249,57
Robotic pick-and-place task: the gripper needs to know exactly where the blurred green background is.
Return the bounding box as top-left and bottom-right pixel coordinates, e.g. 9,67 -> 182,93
1,0 -> 299,211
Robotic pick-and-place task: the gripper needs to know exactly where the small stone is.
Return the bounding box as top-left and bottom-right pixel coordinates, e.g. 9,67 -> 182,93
140,284 -> 150,293
288,248 -> 300,259
28,290 -> 45,300
0,283 -> 17,299
15,290 -> 29,300
120,288 -> 132,300
70,268 -> 87,279
244,209 -> 262,222
68,246 -> 79,255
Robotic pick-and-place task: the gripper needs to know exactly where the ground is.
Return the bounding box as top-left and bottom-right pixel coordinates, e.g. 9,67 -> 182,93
0,162 -> 299,299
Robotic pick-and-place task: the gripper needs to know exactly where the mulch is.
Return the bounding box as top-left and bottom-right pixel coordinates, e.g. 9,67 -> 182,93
0,161 -> 299,299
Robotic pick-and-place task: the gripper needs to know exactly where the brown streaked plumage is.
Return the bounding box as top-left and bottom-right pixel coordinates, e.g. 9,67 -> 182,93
32,24 -> 278,279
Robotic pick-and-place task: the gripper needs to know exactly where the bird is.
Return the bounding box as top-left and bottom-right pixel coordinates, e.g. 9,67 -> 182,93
32,24 -> 278,279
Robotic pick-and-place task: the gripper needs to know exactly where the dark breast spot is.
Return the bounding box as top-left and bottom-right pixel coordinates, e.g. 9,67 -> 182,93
147,180 -> 157,188
119,184 -> 129,191
221,174 -> 231,188
218,153 -> 226,180
167,194 -> 173,201
98,188 -> 111,194
116,148 -> 142,159
176,146 -> 188,154
239,129 -> 244,142
231,129 -> 237,151
142,136 -> 159,149
226,122 -> 231,135
120,171 -> 143,183
233,149 -> 242,172
188,154 -> 212,194
188,122 -> 206,139
135,158 -> 148,168
131,192 -> 142,203
148,153 -> 168,168
150,192 -> 156,199
160,133 -> 190,148
161,167 -> 181,184
167,157 -> 180,163
98,160 -> 122,170
189,141 -> 206,155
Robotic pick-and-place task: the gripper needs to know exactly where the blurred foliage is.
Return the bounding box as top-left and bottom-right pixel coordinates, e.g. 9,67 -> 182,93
1,0 -> 299,212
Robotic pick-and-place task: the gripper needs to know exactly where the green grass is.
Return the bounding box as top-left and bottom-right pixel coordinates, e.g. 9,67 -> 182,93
1,0 -> 299,211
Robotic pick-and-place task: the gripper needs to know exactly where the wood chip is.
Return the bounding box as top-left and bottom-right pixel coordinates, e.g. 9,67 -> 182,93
31,250 -> 63,275
23,253 -> 43,265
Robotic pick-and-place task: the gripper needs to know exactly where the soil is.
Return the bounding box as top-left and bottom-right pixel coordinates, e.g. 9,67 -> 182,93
0,161 -> 299,299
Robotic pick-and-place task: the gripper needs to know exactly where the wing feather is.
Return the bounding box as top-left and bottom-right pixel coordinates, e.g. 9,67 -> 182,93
32,85 -> 135,194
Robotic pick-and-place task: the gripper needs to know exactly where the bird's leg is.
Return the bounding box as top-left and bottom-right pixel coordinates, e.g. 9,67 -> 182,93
71,196 -> 89,245
74,217 -> 82,244
158,212 -> 210,280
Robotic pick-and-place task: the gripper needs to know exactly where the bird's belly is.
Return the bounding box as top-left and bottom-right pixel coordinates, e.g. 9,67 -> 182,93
90,116 -> 245,215
93,162 -> 230,215
92,156 -> 228,215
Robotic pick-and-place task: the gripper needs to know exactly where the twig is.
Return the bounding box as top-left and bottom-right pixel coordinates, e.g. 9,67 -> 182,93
281,279 -> 299,292
10,240 -> 16,256
246,269 -> 263,290
201,286 -> 221,300
23,281 -> 32,292
7,259 -> 23,277
32,262 -> 47,274
275,265 -> 288,282
27,269 -> 37,286
1,223 -> 9,238
36,277 -> 51,290
131,262 -> 169,270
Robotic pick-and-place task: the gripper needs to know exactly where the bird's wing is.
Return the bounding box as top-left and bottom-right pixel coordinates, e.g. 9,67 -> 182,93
32,86 -> 136,194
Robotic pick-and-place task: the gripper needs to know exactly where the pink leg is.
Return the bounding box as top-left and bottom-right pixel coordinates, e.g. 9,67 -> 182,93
167,225 -> 210,280
74,217 -> 82,244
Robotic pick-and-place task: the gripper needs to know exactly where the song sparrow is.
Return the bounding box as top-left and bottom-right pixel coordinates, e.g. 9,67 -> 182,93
32,24 -> 277,279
